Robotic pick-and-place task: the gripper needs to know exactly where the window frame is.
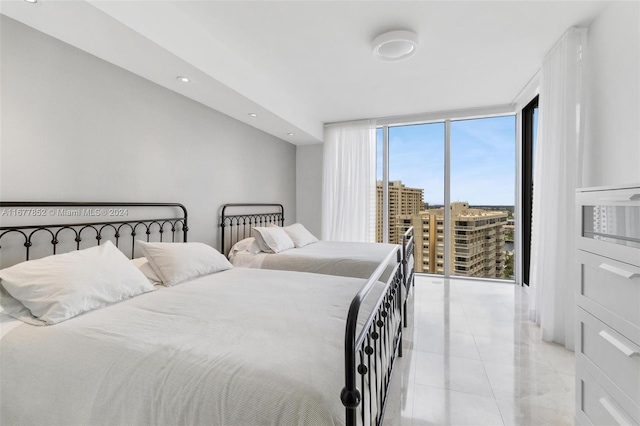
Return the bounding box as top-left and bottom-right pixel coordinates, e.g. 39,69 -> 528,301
521,96 -> 538,286
376,104 -> 519,282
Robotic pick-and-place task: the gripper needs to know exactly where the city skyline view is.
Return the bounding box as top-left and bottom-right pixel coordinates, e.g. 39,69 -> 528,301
377,115 -> 516,206
374,181 -> 512,279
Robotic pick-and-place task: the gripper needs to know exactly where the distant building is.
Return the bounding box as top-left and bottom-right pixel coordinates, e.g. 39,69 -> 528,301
377,182 -> 508,279
376,181 -> 424,244
591,205 -> 617,238
399,202 -> 508,278
504,218 -> 515,243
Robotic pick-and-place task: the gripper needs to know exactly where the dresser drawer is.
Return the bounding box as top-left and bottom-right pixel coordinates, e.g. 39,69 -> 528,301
578,308 -> 640,406
578,250 -> 640,344
577,186 -> 640,266
578,364 -> 639,426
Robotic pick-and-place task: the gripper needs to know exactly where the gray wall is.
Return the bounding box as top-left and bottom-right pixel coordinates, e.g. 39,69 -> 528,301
0,16 -> 296,247
583,1 -> 640,187
295,144 -> 323,237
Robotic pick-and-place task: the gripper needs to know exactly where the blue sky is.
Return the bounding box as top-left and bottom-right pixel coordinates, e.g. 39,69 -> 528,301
377,115 -> 516,206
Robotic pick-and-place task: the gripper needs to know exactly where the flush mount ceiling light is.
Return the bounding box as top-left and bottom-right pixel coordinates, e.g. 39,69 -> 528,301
176,76 -> 190,83
287,133 -> 294,136
248,113 -> 258,117
23,0 -> 38,3
372,30 -> 418,61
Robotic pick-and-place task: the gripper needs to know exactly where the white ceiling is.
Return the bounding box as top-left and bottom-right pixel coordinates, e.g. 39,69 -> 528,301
1,0 -> 609,145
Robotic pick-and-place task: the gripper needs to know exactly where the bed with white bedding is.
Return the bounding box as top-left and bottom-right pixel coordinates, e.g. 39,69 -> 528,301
230,239 -> 399,281
0,202 -> 403,426
221,203 -> 416,327
1,268 -> 386,426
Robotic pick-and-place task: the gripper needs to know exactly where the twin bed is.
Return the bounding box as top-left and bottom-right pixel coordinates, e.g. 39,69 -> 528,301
220,203 -> 415,327
0,202 -> 410,426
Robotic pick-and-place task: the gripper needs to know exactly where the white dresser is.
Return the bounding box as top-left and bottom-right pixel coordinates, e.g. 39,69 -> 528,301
576,184 -> 640,426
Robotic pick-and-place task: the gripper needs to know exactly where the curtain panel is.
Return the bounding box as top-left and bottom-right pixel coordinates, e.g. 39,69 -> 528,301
322,121 -> 376,242
529,27 -> 587,350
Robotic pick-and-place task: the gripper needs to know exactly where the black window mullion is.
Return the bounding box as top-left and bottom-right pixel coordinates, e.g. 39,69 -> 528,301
522,96 -> 538,286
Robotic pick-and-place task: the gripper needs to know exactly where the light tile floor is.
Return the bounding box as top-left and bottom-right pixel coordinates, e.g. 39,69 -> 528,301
384,275 -> 575,426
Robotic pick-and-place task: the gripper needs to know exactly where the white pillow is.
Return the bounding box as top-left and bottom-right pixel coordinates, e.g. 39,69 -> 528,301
252,227 -> 295,253
0,241 -> 156,326
281,223 -> 318,248
229,237 -> 262,255
251,231 -> 272,253
131,257 -> 162,285
138,241 -> 232,286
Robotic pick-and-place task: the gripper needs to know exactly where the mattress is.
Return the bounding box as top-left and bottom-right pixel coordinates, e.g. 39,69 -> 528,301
0,268 -> 383,426
230,241 -> 399,281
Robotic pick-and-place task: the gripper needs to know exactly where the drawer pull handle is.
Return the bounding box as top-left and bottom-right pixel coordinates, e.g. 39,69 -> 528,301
600,193 -> 640,202
598,263 -> 640,279
598,330 -> 639,357
598,397 -> 633,426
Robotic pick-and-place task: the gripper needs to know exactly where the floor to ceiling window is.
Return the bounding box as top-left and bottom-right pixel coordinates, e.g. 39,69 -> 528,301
389,123 -> 445,275
450,116 -> 516,280
377,111 -> 516,282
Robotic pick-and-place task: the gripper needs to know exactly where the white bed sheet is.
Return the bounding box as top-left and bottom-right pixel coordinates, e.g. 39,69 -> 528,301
0,310 -> 22,339
231,250 -> 268,268
0,268 -> 383,426
230,241 -> 399,281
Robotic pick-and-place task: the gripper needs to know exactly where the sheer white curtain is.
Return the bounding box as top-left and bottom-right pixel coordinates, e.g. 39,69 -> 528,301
529,28 -> 587,350
322,120 -> 376,242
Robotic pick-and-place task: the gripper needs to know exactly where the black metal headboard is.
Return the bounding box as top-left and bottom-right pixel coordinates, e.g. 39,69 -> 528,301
0,202 -> 188,267
220,203 -> 284,255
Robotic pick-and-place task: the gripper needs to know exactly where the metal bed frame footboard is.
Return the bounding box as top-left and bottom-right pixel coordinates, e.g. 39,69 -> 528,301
0,202 -> 188,263
342,246 -> 403,426
220,203 -> 284,255
401,227 -> 415,327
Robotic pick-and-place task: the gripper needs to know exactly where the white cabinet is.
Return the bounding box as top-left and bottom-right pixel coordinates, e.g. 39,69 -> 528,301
576,184 -> 640,426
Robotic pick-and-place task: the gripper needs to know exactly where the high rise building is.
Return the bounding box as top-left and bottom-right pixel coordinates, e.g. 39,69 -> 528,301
399,202 -> 508,278
376,181 -> 423,243
377,182 -> 508,278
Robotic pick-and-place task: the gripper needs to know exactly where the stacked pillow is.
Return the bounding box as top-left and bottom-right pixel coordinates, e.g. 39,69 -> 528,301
252,223 -> 318,253
252,226 -> 295,253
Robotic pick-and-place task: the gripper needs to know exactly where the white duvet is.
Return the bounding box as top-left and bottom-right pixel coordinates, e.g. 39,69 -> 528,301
230,241 -> 399,281
0,268 -> 384,426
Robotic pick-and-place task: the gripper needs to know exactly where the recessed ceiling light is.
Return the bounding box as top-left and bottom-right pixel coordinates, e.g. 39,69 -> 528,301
176,76 -> 190,83
287,133 -> 294,136
248,113 -> 258,117
23,0 -> 38,3
372,30 -> 418,61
